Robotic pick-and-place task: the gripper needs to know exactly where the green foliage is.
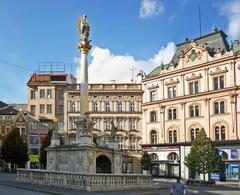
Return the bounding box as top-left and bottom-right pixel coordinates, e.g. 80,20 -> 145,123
40,129 -> 53,168
185,128 -> 223,181
141,152 -> 151,170
1,128 -> 28,169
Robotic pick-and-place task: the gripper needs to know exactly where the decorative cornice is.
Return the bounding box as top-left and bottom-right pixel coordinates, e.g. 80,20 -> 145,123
165,78 -> 179,86
185,73 -> 202,81
147,84 -> 159,90
143,54 -> 237,82
210,67 -> 228,76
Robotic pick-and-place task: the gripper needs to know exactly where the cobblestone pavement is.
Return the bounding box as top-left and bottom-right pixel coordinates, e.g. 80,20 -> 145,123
0,173 -> 239,195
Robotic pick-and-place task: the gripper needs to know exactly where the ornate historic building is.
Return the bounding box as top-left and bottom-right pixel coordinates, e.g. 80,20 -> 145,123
65,83 -> 143,152
0,101 -> 28,146
141,30 -> 240,181
27,74 -> 143,151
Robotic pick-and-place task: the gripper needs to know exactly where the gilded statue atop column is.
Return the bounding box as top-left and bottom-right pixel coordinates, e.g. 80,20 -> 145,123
77,15 -> 92,53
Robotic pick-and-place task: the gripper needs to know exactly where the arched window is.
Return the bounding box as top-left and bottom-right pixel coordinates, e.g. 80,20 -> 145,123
150,153 -> 158,160
130,102 -> 135,111
117,102 -> 123,111
93,102 -> 98,112
105,102 -> 110,111
190,127 -> 200,141
151,130 -> 157,144
168,152 -> 179,161
215,124 -> 226,141
150,111 -> 157,122
169,130 -> 177,143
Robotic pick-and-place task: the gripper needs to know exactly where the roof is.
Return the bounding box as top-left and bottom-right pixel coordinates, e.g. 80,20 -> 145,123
147,30 -> 231,78
27,73 -> 68,86
0,101 -> 8,109
0,106 -> 19,115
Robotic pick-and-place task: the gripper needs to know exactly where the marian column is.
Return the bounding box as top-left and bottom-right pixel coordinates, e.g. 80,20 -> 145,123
75,15 -> 93,145
77,15 -> 92,115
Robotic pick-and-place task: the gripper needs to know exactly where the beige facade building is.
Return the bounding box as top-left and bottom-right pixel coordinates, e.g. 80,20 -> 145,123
27,74 -> 143,150
141,30 -> 240,181
65,83 -> 143,151
27,73 -> 143,173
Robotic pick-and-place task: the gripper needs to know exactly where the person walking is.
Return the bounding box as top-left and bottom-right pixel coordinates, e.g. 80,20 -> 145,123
170,178 -> 186,195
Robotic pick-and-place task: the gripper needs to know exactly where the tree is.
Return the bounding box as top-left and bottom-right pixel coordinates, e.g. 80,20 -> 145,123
40,129 -> 53,169
141,151 -> 151,170
185,128 -> 223,182
1,128 -> 28,171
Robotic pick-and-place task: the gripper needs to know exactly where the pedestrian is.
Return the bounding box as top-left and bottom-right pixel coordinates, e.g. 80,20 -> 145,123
170,178 -> 186,195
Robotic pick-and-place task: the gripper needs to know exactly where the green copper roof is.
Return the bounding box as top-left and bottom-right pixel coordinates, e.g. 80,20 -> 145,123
147,30 -> 231,78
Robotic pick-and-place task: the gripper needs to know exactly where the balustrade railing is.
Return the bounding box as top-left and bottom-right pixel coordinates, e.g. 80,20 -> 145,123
17,169 -> 151,191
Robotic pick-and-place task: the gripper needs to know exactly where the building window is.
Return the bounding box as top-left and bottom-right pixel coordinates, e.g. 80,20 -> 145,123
105,102 -> 110,111
215,125 -> 226,141
190,128 -> 199,141
58,105 -> 64,115
117,119 -> 124,129
168,86 -> 177,99
93,119 -> 99,129
150,153 -> 158,160
168,108 -> 177,120
69,117 -> 76,129
70,102 -> 76,112
59,90 -> 64,100
117,102 -> 123,111
30,105 -> 36,115
214,101 -> 225,114
169,130 -> 177,143
213,76 -> 224,90
40,104 -> 45,114
58,121 -> 64,131
151,130 -> 157,144
189,81 -> 199,95
129,119 -> 136,130
47,89 -> 52,98
47,104 -> 52,114
129,137 -> 136,150
130,102 -> 135,111
150,111 -> 157,122
118,137 -> 124,149
30,90 -> 35,99
122,156 -> 133,173
168,152 -> 179,161
30,134 -> 39,145
93,102 -> 98,112
104,120 -> 111,130
150,91 -> 157,101
40,89 -> 45,98
190,105 -> 200,117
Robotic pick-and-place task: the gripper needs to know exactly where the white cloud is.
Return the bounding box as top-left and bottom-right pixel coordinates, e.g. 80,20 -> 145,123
220,0 -> 240,40
139,0 -> 165,19
75,42 -> 175,83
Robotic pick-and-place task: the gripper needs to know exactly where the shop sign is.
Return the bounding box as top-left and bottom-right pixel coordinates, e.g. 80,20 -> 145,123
29,154 -> 40,163
210,173 -> 220,180
142,145 -> 179,151
231,149 -> 239,159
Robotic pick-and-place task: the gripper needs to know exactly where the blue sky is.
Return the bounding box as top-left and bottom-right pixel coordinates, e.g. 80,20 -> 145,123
0,0 -> 239,103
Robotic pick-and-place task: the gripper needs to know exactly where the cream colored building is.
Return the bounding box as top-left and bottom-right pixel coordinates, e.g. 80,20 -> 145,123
141,30 -> 240,181
65,83 -> 143,152
27,74 -> 143,150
